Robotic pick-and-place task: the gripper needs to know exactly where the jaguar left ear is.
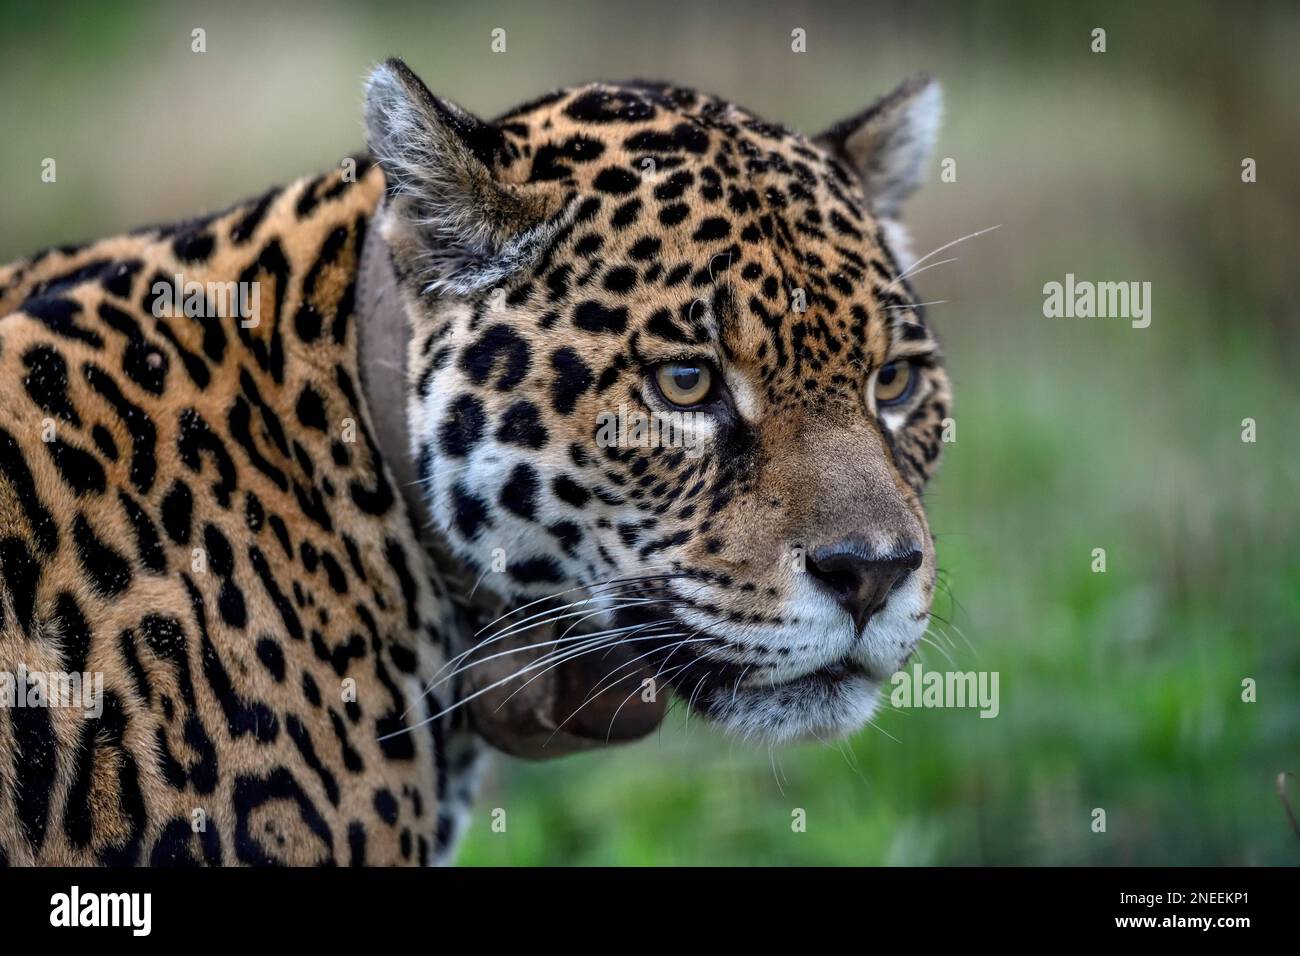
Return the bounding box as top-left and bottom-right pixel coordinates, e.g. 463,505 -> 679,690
363,58 -> 561,296
816,74 -> 942,220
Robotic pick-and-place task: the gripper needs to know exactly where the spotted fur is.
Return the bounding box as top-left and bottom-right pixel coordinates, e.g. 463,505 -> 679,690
0,59 -> 949,865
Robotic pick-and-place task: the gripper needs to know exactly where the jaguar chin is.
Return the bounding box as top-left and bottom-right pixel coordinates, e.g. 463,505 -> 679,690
700,661 -> 881,745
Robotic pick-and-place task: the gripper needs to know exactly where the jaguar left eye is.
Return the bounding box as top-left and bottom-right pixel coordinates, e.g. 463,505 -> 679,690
653,361 -> 715,408
872,360 -> 917,407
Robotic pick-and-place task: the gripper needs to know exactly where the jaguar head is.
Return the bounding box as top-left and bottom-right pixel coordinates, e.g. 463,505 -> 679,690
364,59 -> 949,746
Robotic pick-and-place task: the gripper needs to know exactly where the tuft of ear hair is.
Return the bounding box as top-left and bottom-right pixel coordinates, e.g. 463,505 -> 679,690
816,74 -> 942,221
363,58 -> 564,296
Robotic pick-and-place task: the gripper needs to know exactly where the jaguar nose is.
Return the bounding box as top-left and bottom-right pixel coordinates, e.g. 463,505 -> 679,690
807,541 -> 923,632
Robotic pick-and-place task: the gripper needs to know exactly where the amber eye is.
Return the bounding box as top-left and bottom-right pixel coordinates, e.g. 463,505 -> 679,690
873,360 -> 916,407
654,362 -> 714,407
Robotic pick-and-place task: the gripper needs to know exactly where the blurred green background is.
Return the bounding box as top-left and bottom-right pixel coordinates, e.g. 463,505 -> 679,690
1,0 -> 1295,864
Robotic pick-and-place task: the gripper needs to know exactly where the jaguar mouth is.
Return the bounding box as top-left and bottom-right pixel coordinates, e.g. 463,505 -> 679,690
764,658 -> 870,690
612,605 -> 882,744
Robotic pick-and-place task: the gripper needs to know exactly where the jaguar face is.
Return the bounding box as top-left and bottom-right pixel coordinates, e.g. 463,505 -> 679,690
365,59 -> 950,743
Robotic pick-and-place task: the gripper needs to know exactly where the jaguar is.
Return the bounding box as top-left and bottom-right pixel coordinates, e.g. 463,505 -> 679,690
0,58 -> 949,866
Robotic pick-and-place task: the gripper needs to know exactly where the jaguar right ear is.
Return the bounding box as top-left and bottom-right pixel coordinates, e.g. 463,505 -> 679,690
815,74 -> 942,221
363,58 -> 563,296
